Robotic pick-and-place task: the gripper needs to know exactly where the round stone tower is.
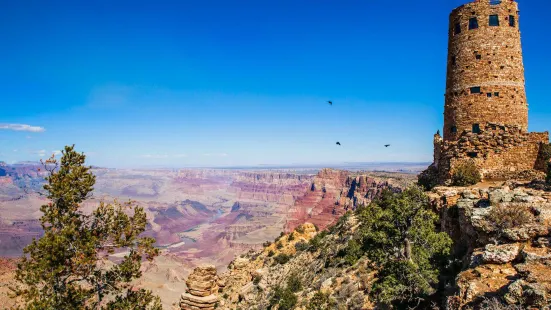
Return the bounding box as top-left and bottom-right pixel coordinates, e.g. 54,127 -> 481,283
444,0 -> 528,141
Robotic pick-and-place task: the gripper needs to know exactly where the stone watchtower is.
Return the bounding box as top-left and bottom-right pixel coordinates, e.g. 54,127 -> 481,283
426,0 -> 549,183
444,0 -> 526,141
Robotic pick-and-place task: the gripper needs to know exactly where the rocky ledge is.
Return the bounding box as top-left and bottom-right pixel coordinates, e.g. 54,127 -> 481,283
429,182 -> 551,309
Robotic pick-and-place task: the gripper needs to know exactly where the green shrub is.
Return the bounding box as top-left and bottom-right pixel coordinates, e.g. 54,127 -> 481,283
274,253 -> 291,265
262,241 -> 272,247
267,250 -> 275,257
417,164 -> 439,191
307,291 -> 334,310
275,231 -> 285,242
253,274 -> 262,285
288,232 -> 295,241
308,230 -> 327,252
540,143 -> 551,163
286,273 -> 302,292
451,160 -> 481,186
295,225 -> 305,234
488,203 -> 533,231
294,241 -> 308,252
342,238 -> 363,266
270,286 -> 297,310
276,241 -> 283,249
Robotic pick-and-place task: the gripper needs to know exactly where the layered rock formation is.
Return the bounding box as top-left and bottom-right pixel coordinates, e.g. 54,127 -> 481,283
285,169 -> 410,232
180,265 -> 220,310
230,172 -> 313,205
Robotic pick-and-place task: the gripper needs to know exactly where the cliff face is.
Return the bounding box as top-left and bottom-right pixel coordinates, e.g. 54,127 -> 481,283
285,169 -> 408,232
230,172 -> 313,205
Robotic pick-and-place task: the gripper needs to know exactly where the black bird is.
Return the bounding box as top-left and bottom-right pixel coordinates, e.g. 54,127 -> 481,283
384,144 -> 390,147
336,142 -> 341,146
327,100 -> 332,105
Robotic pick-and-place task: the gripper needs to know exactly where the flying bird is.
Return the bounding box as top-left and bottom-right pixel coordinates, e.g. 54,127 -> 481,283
384,144 -> 390,147
327,100 -> 332,105
336,142 -> 341,146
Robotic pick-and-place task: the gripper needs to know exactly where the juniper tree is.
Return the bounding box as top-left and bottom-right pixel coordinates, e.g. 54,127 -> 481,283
352,186 -> 452,308
12,145 -> 161,310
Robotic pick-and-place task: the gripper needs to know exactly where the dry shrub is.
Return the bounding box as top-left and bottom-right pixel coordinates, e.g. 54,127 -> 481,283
488,203 -> 534,231
451,160 -> 481,186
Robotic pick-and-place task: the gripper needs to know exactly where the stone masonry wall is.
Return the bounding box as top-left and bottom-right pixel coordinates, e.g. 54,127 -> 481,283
444,0 -> 527,141
435,123 -> 549,181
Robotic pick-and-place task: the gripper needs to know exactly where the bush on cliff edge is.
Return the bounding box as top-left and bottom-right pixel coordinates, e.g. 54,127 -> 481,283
345,186 -> 452,308
418,164 -> 439,191
452,160 -> 481,186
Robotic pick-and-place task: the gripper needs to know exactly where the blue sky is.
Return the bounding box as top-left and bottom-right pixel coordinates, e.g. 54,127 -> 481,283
1,0 -> 550,168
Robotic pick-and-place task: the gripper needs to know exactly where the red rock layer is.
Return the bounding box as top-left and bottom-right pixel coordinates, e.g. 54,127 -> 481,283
285,169 -> 401,232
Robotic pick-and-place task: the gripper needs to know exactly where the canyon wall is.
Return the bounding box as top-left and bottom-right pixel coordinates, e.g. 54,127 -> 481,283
285,168 -> 411,232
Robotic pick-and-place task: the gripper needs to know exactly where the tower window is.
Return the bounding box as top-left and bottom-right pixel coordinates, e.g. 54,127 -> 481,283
467,152 -> 478,158
509,15 -> 516,27
487,93 -> 492,97
451,56 -> 456,65
451,126 -> 457,133
454,22 -> 461,35
489,15 -> 500,26
469,17 -> 479,30
470,86 -> 481,94
472,124 -> 481,133
494,92 -> 500,97
476,54 -> 481,60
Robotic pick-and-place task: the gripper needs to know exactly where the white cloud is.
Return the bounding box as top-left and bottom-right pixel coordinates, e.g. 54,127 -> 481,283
0,124 -> 45,132
52,150 -> 62,156
34,150 -> 47,157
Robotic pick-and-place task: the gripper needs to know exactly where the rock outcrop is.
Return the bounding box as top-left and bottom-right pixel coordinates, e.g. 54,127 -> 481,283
180,265 -> 220,310
429,183 -> 551,309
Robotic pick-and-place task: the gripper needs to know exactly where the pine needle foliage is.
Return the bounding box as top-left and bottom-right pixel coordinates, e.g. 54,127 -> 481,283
12,145 -> 161,310
352,186 -> 452,307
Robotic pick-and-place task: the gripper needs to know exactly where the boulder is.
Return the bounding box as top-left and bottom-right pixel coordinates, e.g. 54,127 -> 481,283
481,244 -> 520,264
